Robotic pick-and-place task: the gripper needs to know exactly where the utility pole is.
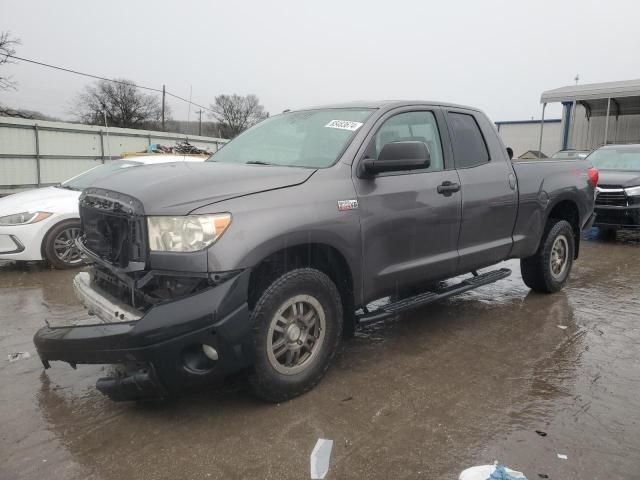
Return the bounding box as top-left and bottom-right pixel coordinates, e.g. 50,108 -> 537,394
197,110 -> 203,136
161,84 -> 166,131
102,110 -> 112,161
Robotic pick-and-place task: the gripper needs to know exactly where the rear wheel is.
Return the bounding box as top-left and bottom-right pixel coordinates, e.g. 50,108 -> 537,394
248,268 -> 343,402
43,219 -> 84,269
520,219 -> 575,293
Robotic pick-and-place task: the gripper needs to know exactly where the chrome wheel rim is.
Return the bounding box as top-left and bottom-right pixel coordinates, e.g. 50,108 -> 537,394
267,294 -> 326,375
550,234 -> 569,280
53,227 -> 83,265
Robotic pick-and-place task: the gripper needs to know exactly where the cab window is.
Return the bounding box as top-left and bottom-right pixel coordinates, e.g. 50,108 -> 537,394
448,112 -> 490,168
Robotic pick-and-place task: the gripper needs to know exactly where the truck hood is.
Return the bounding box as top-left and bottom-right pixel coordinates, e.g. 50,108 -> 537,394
0,186 -> 80,216
598,169 -> 640,188
87,161 -> 317,215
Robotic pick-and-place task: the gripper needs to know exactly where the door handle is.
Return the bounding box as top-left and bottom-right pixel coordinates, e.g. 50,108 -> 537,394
437,181 -> 461,195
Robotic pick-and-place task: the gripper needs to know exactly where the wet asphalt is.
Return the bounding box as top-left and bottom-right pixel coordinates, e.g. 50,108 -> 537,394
1,229 -> 639,480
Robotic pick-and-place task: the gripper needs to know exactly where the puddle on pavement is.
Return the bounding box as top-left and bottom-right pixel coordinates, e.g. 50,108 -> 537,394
1,231 -> 640,479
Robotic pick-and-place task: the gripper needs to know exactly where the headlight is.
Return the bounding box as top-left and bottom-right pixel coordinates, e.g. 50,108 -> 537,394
625,186 -> 640,197
0,211 -> 52,226
147,214 -> 232,252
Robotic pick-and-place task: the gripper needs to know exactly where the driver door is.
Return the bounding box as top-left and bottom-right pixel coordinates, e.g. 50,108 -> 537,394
353,108 -> 462,302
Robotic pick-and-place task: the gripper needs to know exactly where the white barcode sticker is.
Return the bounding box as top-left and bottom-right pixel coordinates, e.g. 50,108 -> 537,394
325,120 -> 363,131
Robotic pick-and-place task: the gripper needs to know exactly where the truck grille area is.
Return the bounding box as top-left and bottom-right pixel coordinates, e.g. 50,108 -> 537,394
596,186 -> 629,207
77,188 -> 218,312
79,189 -> 147,269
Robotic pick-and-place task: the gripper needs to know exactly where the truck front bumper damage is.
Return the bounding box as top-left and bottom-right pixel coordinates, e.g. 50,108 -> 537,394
33,268 -> 253,401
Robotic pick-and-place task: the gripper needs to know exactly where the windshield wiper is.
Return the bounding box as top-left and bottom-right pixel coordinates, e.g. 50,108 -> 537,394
57,184 -> 80,191
245,160 -> 273,166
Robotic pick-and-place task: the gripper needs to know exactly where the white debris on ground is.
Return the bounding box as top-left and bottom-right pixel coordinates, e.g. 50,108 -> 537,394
557,453 -> 568,460
310,438 -> 333,479
8,352 -> 31,362
459,463 -> 527,480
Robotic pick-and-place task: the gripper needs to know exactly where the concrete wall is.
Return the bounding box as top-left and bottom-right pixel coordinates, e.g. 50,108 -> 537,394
495,120 -> 562,158
566,103 -> 640,150
0,117 -> 227,194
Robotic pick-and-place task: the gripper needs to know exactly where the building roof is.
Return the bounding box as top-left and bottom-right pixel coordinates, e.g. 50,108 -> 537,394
541,79 -> 640,103
519,150 -> 548,159
495,119 -> 561,125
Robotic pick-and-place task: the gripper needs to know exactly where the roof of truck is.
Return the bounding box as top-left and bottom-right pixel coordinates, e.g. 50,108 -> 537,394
296,100 -> 481,112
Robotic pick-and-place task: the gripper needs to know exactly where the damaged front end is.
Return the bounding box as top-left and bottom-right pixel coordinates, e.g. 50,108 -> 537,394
34,188 -> 254,401
76,260 -> 216,323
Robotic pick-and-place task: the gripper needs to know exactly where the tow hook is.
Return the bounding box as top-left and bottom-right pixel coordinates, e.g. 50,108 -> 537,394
96,365 -> 166,401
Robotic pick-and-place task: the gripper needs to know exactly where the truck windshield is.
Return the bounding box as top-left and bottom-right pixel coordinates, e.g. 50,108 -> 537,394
207,108 -> 374,168
588,146 -> 640,171
59,160 -> 142,191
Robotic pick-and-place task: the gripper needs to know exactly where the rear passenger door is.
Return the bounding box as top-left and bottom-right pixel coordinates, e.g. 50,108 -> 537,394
445,109 -> 518,272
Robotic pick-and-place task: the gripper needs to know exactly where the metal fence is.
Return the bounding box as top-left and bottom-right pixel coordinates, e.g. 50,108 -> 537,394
0,116 -> 227,195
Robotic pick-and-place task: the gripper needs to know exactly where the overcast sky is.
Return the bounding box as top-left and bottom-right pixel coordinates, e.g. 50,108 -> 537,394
2,0 -> 640,124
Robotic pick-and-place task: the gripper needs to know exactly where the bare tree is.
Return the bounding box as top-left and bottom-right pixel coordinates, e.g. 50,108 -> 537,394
0,106 -> 58,120
73,79 -> 166,129
0,31 -> 21,91
209,94 -> 268,138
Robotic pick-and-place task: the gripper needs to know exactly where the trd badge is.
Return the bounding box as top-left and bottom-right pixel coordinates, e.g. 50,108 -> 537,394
337,200 -> 359,211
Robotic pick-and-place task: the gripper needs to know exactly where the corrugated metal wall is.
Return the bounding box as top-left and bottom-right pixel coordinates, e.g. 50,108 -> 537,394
567,104 -> 640,150
0,117 -> 227,194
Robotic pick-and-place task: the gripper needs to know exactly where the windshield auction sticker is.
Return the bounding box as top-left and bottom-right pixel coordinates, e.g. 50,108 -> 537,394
325,120 -> 364,131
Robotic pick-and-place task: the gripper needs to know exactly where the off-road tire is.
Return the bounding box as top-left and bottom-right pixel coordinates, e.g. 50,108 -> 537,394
520,219 -> 575,293
248,268 -> 343,402
42,219 -> 83,269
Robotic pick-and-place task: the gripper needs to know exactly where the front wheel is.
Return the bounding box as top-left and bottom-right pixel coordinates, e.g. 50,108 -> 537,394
520,219 -> 575,293
248,268 -> 343,402
42,219 -> 84,269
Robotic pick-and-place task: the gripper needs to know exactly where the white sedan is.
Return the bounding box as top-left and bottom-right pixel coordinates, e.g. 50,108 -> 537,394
0,154 -> 205,269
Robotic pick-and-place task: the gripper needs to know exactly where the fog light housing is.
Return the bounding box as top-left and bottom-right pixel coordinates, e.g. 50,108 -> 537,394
202,344 -> 219,361
182,344 -> 218,373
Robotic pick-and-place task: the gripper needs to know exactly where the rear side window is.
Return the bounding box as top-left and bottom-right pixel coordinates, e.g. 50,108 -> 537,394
448,112 -> 490,168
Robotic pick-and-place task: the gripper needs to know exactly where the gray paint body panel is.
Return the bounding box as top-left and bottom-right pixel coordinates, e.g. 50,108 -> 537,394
443,107 -> 520,272
510,160 -> 595,258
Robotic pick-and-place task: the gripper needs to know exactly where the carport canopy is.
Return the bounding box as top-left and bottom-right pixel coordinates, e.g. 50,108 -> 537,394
536,78 -> 640,154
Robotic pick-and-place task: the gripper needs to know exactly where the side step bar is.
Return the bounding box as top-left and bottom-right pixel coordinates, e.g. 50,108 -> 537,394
356,268 -> 512,325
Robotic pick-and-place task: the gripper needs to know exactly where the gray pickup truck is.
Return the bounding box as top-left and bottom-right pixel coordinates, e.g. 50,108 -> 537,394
34,101 -> 597,402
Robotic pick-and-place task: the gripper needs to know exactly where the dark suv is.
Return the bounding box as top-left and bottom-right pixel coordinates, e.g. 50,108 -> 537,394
589,144 -> 640,231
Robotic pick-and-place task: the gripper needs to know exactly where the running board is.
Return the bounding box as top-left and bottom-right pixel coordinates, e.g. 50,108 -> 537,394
356,268 -> 512,325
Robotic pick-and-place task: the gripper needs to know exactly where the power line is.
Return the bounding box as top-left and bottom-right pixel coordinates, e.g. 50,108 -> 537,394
6,54 -> 215,114
6,54 -> 162,92
165,91 -> 213,113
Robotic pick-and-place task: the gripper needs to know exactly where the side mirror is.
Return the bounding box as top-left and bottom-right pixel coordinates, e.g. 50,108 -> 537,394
363,141 -> 431,175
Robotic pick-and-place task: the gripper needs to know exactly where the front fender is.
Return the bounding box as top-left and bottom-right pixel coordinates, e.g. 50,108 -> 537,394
193,166 -> 363,301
